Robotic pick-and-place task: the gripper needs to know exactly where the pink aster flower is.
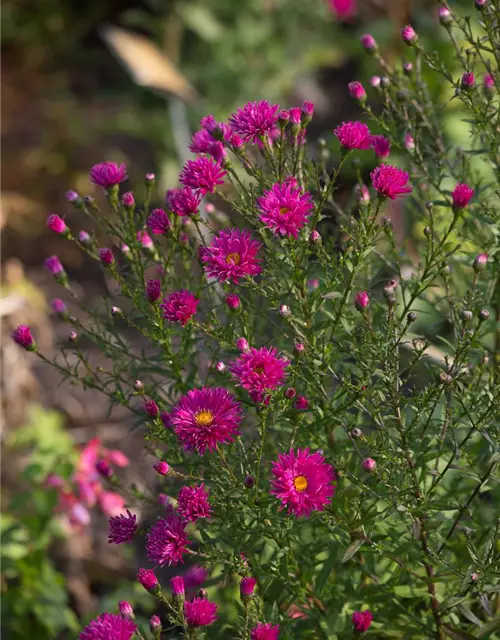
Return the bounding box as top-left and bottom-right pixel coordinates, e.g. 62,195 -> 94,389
352,610 -> 373,632
160,290 -> 200,326
251,622 -> 280,640
371,164 -> 412,199
371,135 -> 391,158
257,180 -> 313,239
89,162 -> 128,188
12,325 -> 36,350
348,81 -> 367,102
137,568 -> 159,593
184,598 -> 217,627
79,613 -> 136,640
329,0 -> 357,21
179,157 -> 226,196
146,513 -> 191,566
167,187 -> 202,217
270,448 -> 336,517
230,346 -> 289,396
177,484 -> 212,522
169,387 -> 242,455
190,129 -> 226,162
334,121 -> 372,150
451,183 -> 474,210
148,208 -> 171,234
108,510 -> 137,544
228,100 -> 280,144
200,228 -> 262,284
47,214 -> 67,235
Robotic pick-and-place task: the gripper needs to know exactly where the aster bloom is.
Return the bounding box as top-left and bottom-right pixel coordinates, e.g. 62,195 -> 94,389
160,290 -> 200,326
257,181 -> 313,239
401,25 -> 418,46
108,510 -> 137,544
294,396 -> 309,410
348,81 -> 367,102
228,100 -> 280,144
371,135 -> 391,158
230,346 -> 289,398
179,157 -> 226,196
146,513 -> 190,566
200,228 -> 262,284
146,279 -> 161,303
461,72 -> 475,89
137,568 -> 159,593
240,577 -> 257,600
12,325 -> 36,351
177,484 -> 212,522
352,610 -> 373,632
371,164 -> 412,200
45,255 -> 64,275
236,337 -> 250,352
47,214 -> 68,235
169,387 -> 242,455
98,248 -> 114,265
334,121 -> 372,151
270,448 -> 336,518
251,622 -> 280,640
184,598 -> 217,627
79,613 -> 136,640
360,33 -> 377,52
148,208 -> 171,234
190,129 -> 226,162
355,291 -> 370,311
167,187 -> 202,217
89,162 -> 128,188
451,183 -> 474,210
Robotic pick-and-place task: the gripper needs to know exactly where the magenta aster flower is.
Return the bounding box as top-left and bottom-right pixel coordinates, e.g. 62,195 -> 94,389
146,279 -> 161,303
250,622 -> 280,640
270,448 -> 336,517
371,164 -> 412,199
179,157 -> 226,196
230,347 -> 289,396
108,510 -> 137,544
200,228 -> 262,284
348,81 -> 367,102
148,208 -> 171,234
167,187 -> 202,217
190,129 -> 226,162
12,325 -> 36,350
47,214 -> 67,235
371,135 -> 391,158
146,513 -> 190,566
89,162 -> 128,188
352,610 -> 373,632
137,568 -> 159,592
329,0 -> 356,20
451,183 -> 474,210
45,255 -> 64,275
160,290 -> 200,326
79,613 -> 136,640
228,100 -> 280,144
177,484 -> 212,522
257,180 -> 313,239
169,387 -> 242,455
184,598 -> 217,627
334,121 -> 372,150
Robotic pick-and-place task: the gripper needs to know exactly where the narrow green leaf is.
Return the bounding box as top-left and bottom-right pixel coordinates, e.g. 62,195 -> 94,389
341,539 -> 364,563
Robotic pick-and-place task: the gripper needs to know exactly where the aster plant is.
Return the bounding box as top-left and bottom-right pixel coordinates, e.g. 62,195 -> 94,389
13,5 -> 500,639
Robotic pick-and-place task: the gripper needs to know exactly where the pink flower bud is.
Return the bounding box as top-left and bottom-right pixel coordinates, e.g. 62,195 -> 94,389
363,457 -> 377,472
236,337 -> 250,352
215,361 -> 226,373
45,255 -> 64,275
240,577 -> 257,599
47,214 -> 67,235
348,81 -> 367,102
279,304 -> 291,317
371,135 -> 391,158
352,610 -> 373,632
483,74 -> 494,93
355,291 -> 370,311
154,461 -> 170,476
138,568 -> 160,593
278,109 -> 290,124
310,230 -> 322,244
475,0 -> 487,8
122,192 -> 135,208
146,279 -> 161,303
360,33 -> 377,52
144,399 -> 159,418
403,62 -> 413,75
134,380 -> 143,392
12,325 -> 36,351
294,342 -> 305,353
438,6 -> 452,24
461,72 -> 475,89
404,133 -> 415,150
301,100 -> 315,124
370,75 -> 381,88
170,576 -> 185,598
68,330 -> 78,342
285,387 -> 297,399
78,230 -> 91,244
307,278 -> 319,290
225,294 -> 241,310
401,25 -> 418,46
294,396 -> 309,410
137,230 -> 154,250
289,107 -> 302,126
51,298 -> 67,315
145,172 -> 155,184
118,600 -> 135,620
452,183 -> 474,210
98,248 -> 114,265
149,615 -> 161,633
470,572 -> 480,581
473,253 -> 488,272
66,190 -> 80,203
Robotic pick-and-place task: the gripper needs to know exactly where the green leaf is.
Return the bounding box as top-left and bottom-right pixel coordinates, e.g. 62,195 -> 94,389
316,551 -> 337,593
341,539 -> 364,563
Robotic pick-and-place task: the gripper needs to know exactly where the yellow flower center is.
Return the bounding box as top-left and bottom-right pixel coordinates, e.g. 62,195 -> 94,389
294,475 -> 308,492
254,366 -> 265,374
279,207 -> 290,215
195,410 -> 214,427
226,252 -> 241,265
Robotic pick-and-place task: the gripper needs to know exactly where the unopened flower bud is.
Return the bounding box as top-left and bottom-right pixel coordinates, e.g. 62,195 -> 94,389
355,291 -> 370,311
462,310 -> 473,322
12,325 -> 36,351
78,230 -> 92,245
69,330 -> 78,342
198,588 -> 208,599
145,172 -> 155,185
370,75 -> 381,89
461,72 -> 475,90
285,387 -> 297,399
149,615 -> 161,635
154,461 -> 170,476
294,342 -> 305,353
244,475 -> 255,489
138,568 -> 160,594
279,304 -> 291,318
401,25 -> 418,46
170,576 -> 185,602
438,6 -> 452,25
215,361 -> 226,373
403,62 -> 413,75
294,396 -> 309,410
404,133 -> 415,151
122,192 -> 135,208
407,311 -> 417,323
98,247 -> 114,265
478,309 -> 490,322
438,372 -> 453,385
483,74 -> 494,94
134,380 -> 144,392
111,306 -> 122,317
236,337 -> 249,352
357,185 -> 370,204
382,216 -> 392,229
475,0 -> 486,9
473,253 -> 488,272
66,190 -> 82,206
144,399 -> 159,418
424,226 -> 432,237
118,601 -> 135,620
363,458 -> 377,472
350,427 -> 363,439
225,294 -> 241,310
360,33 -> 378,53
146,279 -> 161,303
310,230 -> 321,244
240,577 -> 257,602
348,81 -> 367,102
47,214 -> 69,236
470,571 -> 480,581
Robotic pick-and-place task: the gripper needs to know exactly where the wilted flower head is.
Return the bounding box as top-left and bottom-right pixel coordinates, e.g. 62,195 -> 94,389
228,100 -> 280,144
352,610 -> 373,632
89,162 -> 127,188
177,484 -> 212,522
148,208 -> 171,234
257,180 -> 313,239
12,325 -> 36,350
179,156 -> 226,196
169,387 -> 242,455
451,183 -> 474,210
230,346 -> 289,396
184,598 -> 218,626
160,291 -> 200,326
334,121 -> 372,150
146,513 -> 190,566
348,81 -> 367,102
167,187 -> 202,217
371,164 -> 412,199
79,612 -> 136,640
108,510 -> 137,544
271,448 -> 336,517
250,622 -> 280,640
200,228 -> 262,284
